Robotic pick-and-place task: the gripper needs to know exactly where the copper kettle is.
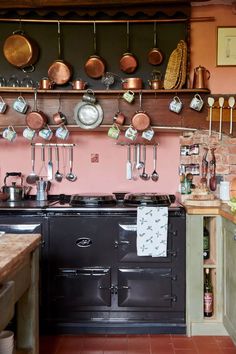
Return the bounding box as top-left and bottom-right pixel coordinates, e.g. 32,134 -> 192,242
192,65 -> 210,89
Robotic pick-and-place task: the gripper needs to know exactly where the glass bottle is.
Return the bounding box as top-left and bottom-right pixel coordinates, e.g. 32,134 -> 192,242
203,221 -> 210,260
204,268 -> 213,317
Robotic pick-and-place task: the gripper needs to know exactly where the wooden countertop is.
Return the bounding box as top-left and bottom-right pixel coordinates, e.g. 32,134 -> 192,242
184,202 -> 236,224
0,233 -> 41,283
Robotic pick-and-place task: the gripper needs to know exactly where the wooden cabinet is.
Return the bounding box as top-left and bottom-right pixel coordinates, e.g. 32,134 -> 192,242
186,214 -> 227,335
222,218 -> 236,345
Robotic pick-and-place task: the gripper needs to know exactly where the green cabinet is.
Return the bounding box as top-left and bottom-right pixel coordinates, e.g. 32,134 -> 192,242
222,218 -> 236,344
186,214 -> 227,336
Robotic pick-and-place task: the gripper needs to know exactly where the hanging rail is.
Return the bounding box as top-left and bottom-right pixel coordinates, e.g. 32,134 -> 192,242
0,18 -> 188,24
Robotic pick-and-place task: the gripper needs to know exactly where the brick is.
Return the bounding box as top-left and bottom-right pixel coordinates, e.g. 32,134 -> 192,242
228,146 -> 236,154
229,155 -> 236,164
229,166 -> 236,174
216,164 -> 230,175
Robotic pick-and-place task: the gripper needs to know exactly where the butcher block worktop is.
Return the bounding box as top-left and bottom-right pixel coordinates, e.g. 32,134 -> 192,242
0,233 -> 41,282
185,202 -> 236,224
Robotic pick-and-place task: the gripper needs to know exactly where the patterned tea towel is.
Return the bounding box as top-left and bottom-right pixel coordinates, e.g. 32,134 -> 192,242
136,206 -> 168,257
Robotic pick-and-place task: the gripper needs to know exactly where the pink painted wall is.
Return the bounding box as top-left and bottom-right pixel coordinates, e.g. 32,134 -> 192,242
1,4 -> 235,196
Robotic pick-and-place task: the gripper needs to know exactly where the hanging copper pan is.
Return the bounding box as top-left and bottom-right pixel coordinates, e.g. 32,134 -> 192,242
131,92 -> 151,131
84,22 -> 106,79
26,89 -> 47,130
119,22 -> 138,74
147,22 -> 164,66
3,29 -> 39,72
48,21 -> 72,85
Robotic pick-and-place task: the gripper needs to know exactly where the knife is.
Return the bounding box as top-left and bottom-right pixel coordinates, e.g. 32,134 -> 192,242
47,145 -> 53,180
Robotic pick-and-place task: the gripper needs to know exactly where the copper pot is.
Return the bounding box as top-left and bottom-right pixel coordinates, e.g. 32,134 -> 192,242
48,22 -> 73,85
39,78 -> 54,90
26,89 -> 47,130
122,78 -> 142,90
131,92 -> 151,131
120,22 -> 138,74
3,30 -> 39,71
53,111 -> 67,125
70,79 -> 88,90
147,22 -> 164,66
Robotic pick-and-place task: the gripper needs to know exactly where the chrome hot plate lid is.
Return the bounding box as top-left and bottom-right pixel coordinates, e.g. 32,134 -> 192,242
124,193 -> 175,206
70,193 -> 116,206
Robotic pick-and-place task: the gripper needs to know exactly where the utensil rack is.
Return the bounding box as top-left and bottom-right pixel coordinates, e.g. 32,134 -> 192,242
31,143 -> 76,147
206,107 -> 236,122
116,142 -> 159,146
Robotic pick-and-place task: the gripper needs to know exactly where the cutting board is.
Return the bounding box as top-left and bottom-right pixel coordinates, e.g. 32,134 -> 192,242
184,199 -> 221,207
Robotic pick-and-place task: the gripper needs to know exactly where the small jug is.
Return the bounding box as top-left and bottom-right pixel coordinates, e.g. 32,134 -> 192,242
190,94 -> 204,111
13,96 -> 28,114
169,96 -> 183,114
0,96 -> 7,114
192,65 -> 210,89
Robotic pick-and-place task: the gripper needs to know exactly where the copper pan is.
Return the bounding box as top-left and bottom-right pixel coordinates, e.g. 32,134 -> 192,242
26,89 -> 47,130
85,22 -> 106,79
147,22 -> 164,66
122,77 -> 142,90
48,22 -> 72,85
131,92 -> 150,131
120,22 -> 138,74
3,29 -> 39,72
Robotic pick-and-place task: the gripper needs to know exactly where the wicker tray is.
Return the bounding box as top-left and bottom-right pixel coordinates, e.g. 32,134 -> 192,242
174,40 -> 187,89
163,44 -> 182,89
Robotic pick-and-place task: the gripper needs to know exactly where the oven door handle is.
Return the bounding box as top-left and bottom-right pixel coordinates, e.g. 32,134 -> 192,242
114,240 -> 130,248
76,237 -> 92,247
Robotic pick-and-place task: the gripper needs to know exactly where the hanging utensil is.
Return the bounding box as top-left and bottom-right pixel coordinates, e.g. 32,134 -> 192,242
147,22 -> 164,66
119,22 -> 138,74
66,146 -> 77,182
218,96 -> 225,140
132,144 -> 138,180
228,96 -> 235,135
126,144 -> 132,180
47,145 -> 53,181
151,144 -> 159,182
139,145 -> 150,181
131,92 -> 151,132
200,147 -> 208,187
26,145 -> 39,185
209,148 -> 217,191
207,97 -> 215,136
55,146 -> 63,182
48,21 -> 72,85
84,22 -> 106,79
26,88 -> 47,131
135,143 -> 144,170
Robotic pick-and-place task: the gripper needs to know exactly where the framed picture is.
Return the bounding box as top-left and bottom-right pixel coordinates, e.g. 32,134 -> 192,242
217,27 -> 236,66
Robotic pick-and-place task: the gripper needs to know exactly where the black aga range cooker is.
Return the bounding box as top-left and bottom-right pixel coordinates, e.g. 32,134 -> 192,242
43,193 -> 186,334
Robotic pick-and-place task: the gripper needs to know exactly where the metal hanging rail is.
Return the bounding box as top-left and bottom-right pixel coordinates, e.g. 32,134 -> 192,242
0,18 -> 188,24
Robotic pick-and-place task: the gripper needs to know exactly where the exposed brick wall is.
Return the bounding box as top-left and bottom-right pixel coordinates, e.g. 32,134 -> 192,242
179,130 -> 236,190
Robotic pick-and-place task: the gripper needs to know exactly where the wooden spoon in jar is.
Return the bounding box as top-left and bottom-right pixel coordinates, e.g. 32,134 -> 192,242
207,97 -> 215,136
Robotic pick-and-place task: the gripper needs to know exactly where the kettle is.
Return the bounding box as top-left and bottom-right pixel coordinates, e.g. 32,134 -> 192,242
2,172 -> 31,201
148,70 -> 163,90
192,65 -> 210,89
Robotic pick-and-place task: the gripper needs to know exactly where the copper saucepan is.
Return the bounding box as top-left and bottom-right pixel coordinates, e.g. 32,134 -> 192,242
131,92 -> 151,131
26,89 -> 47,130
3,29 -> 39,72
48,22 -> 72,85
122,77 -> 142,90
119,22 -> 138,74
147,22 -> 164,66
84,22 -> 106,79
70,79 -> 88,90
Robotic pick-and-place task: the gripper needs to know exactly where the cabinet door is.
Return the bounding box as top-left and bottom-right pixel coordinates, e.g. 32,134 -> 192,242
223,219 -> 236,343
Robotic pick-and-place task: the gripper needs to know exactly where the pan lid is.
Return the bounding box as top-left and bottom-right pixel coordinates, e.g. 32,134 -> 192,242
74,101 -> 103,129
70,193 -> 116,206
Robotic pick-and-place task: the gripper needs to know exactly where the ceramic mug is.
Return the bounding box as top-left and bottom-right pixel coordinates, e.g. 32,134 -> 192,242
39,126 -> 53,140
125,126 -> 138,141
108,124 -> 120,139
23,127 -> 36,140
83,89 -> 96,103
0,96 -> 7,114
142,128 -> 155,141
2,126 -> 17,142
169,96 -> 183,114
55,125 -> 69,140
123,90 -> 135,103
190,94 -> 204,111
13,96 -> 28,114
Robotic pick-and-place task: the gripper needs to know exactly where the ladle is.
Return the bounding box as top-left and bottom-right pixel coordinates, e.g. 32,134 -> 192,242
26,145 -> 39,185
55,146 -> 63,182
228,96 -> 235,135
151,144 -> 159,182
207,96 -> 215,136
139,145 -> 150,181
66,146 -> 77,182
218,96 -> 225,140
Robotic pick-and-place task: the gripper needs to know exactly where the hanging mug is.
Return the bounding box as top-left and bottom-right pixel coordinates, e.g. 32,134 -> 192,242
23,127 -> 36,140
55,125 -> 69,140
190,94 -> 204,112
13,96 -> 28,114
0,96 -> 7,114
169,96 -> 183,114
113,111 -> 125,126
2,126 -> 17,142
123,90 -> 135,103
142,127 -> 155,141
108,124 -> 120,139
39,125 -> 53,140
125,125 -> 138,141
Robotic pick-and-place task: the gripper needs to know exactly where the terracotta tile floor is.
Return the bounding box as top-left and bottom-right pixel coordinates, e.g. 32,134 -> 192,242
40,334 -> 236,354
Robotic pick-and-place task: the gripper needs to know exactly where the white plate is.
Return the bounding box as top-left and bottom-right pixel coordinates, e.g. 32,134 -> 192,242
74,101 -> 103,129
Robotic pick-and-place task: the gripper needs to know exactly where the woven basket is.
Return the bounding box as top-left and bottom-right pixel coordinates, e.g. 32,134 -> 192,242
163,45 -> 182,89
175,40 -> 187,89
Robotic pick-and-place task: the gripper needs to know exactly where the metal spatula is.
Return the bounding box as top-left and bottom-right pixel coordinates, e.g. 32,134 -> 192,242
126,144 -> 132,180
47,145 -> 53,180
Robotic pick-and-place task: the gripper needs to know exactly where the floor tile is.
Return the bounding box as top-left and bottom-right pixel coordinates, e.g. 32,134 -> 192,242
171,336 -> 197,350
215,336 -> 236,348
39,335 -> 62,354
219,349 -> 236,354
174,350 -> 198,354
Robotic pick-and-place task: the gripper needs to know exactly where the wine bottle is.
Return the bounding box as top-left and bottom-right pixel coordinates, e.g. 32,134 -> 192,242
203,224 -> 210,259
204,268 -> 213,317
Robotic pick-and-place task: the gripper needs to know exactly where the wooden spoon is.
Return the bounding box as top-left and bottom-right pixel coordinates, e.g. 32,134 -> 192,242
228,96 -> 235,135
218,96 -> 225,140
207,97 -> 215,136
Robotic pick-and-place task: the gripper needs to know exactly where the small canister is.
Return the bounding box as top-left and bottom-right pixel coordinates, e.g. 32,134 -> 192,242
220,181 -> 230,201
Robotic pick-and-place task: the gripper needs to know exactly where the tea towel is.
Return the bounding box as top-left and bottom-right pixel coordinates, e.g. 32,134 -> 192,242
136,206 -> 168,257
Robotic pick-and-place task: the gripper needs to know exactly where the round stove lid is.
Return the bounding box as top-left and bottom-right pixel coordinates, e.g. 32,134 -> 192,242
70,193 -> 116,206
124,193 -> 173,205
